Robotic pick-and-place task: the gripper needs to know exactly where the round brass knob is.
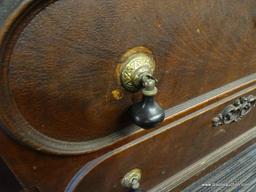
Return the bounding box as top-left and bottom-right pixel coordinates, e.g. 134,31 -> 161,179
119,47 -> 165,128
121,169 -> 143,192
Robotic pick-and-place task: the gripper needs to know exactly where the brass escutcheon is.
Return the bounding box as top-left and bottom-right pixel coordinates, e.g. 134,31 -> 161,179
120,47 -> 155,92
121,168 -> 142,190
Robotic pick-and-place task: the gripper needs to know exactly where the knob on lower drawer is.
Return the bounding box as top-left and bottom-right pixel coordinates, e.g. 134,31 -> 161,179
121,169 -> 144,192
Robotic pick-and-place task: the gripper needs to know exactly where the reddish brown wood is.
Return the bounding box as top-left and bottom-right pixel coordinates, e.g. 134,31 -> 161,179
0,0 -> 256,191
66,87 -> 256,192
1,0 -> 256,149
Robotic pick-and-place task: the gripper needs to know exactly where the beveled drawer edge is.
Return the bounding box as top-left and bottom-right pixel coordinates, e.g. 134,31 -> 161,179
65,83 -> 256,191
0,71 -> 254,156
0,62 -> 255,155
148,125 -> 256,192
0,0 -> 39,44
2,73 -> 255,156
165,72 -> 256,121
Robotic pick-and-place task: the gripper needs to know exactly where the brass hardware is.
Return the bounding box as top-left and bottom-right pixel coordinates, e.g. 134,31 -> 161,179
120,47 -> 155,92
119,47 -> 165,128
141,74 -> 158,96
121,168 -> 142,190
213,95 -> 256,127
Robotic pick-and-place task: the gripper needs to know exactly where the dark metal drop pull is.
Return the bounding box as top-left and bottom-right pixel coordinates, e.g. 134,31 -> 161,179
129,75 -> 165,128
119,47 -> 165,129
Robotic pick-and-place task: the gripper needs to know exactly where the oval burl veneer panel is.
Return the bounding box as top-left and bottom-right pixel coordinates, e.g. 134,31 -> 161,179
1,0 -> 256,154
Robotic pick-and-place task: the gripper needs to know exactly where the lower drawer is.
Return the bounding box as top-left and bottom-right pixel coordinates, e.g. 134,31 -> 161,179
65,81 -> 256,192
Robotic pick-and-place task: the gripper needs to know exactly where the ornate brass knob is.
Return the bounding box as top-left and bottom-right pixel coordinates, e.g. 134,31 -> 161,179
121,169 -> 144,192
120,47 -> 165,128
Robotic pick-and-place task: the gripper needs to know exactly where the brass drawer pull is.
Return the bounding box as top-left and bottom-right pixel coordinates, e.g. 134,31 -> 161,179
121,169 -> 144,192
213,95 -> 256,127
119,47 -> 165,129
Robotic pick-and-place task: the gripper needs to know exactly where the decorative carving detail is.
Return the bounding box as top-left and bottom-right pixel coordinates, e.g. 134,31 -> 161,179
213,95 -> 256,127
120,47 -> 155,92
121,54 -> 154,91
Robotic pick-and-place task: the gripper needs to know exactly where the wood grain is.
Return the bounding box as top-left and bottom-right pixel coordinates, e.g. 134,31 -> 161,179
1,0 -> 256,191
1,0 -> 256,149
66,87 -> 256,192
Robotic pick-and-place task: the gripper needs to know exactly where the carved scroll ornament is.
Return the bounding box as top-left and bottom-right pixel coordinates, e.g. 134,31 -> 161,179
213,95 -> 256,127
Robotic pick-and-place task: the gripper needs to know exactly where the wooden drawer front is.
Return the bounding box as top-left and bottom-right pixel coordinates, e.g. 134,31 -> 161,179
1,1 -> 256,191
1,0 -> 256,154
66,84 -> 256,192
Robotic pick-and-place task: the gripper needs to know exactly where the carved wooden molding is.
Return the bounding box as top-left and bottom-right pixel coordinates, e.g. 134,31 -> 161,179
213,95 -> 256,127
